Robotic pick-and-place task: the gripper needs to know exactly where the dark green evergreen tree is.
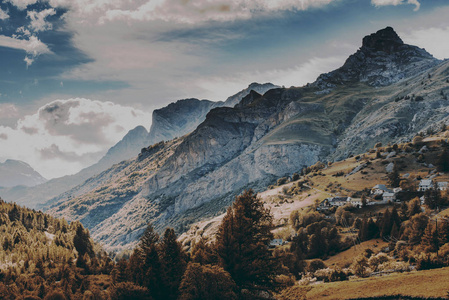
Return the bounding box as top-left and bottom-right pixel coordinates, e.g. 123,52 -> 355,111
437,146 -> 449,172
159,228 -> 187,300
387,162 -> 401,188
216,190 -> 280,294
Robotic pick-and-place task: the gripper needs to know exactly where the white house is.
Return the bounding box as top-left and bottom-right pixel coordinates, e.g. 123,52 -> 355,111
438,182 -> 448,191
269,239 -> 284,248
371,184 -> 392,195
348,198 -> 362,207
418,179 -> 433,191
383,192 -> 396,202
317,197 -> 351,210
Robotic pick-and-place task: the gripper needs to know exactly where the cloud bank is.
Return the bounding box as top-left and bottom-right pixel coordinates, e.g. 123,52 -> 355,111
371,0 -> 420,11
0,98 -> 152,179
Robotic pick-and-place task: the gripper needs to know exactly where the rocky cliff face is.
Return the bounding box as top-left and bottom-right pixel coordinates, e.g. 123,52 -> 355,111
0,160 -> 47,188
147,83 -> 279,146
44,27 -> 449,251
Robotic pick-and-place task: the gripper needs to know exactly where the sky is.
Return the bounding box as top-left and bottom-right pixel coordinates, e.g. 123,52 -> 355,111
0,0 -> 448,179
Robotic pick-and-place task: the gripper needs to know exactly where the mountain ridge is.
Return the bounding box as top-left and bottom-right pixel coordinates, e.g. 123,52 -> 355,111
44,27 -> 449,251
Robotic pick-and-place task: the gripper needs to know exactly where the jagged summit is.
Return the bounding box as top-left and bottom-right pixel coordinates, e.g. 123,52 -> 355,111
314,26 -> 439,88
361,26 -> 403,53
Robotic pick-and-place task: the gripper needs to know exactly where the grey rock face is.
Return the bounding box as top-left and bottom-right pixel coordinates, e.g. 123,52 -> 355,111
147,83 -> 279,146
314,27 -> 439,88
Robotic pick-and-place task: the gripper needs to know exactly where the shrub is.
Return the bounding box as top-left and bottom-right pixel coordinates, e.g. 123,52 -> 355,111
307,259 -> 326,273
277,177 -> 288,186
412,136 -> 424,146
109,282 -> 151,300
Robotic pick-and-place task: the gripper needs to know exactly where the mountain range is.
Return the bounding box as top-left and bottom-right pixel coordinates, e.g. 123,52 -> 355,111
0,82 -> 277,209
3,27 -> 449,252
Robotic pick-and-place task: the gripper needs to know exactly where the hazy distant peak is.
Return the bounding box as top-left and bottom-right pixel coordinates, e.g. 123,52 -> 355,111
0,159 -> 47,188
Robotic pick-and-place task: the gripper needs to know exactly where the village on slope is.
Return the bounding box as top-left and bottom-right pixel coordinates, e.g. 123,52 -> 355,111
181,128 -> 449,299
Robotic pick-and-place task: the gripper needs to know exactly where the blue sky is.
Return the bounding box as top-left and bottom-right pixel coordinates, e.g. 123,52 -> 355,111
0,0 -> 448,179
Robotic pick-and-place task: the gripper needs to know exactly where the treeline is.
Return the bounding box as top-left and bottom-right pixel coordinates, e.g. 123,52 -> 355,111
0,191 -> 294,299
0,198 -> 114,299
112,189 -> 284,299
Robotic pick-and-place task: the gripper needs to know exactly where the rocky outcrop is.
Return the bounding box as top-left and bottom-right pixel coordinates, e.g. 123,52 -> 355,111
315,27 -> 439,88
148,99 -> 220,145
147,83 -> 279,145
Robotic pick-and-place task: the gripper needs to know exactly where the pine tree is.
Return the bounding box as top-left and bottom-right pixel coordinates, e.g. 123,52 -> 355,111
408,197 -> 422,217
400,201 -> 409,220
425,182 -> 442,209
191,239 -> 217,265
437,146 -> 449,172
178,263 -> 237,300
380,209 -> 392,239
439,220 -> 449,245
421,222 -> 438,252
387,162 -> 401,187
361,195 -> 367,208
215,190 -> 279,294
358,218 -> 368,242
136,224 -> 164,300
159,228 -> 187,300
73,222 -> 94,258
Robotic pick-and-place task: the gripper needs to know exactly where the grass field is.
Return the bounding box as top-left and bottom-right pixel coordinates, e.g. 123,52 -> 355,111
324,239 -> 388,268
305,267 -> 449,299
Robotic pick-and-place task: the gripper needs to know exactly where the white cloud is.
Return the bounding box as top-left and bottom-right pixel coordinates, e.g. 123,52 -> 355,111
0,35 -> 52,66
27,8 -> 57,32
197,56 -> 345,101
5,0 -> 38,10
100,0 -> 337,24
400,26 -> 449,59
3,0 -> 336,24
0,104 -> 19,119
371,0 -> 420,11
0,8 -> 9,20
0,98 -> 152,178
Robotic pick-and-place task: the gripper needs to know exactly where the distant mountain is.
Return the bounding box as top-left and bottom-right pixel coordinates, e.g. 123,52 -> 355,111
0,126 -> 151,208
147,82 -> 279,145
45,27 -> 449,252
148,99 -> 221,145
0,159 -> 47,187
223,82 -> 280,107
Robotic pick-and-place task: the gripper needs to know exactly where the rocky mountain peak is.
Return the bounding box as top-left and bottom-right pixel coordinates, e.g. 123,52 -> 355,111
236,90 -> 263,108
361,26 -> 403,53
314,26 -> 439,88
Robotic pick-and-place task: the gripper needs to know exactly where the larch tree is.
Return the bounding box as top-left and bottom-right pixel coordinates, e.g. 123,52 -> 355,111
215,189 -> 280,295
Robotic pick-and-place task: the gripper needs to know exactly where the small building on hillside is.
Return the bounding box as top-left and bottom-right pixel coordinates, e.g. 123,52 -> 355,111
371,184 -> 392,195
383,192 -> 396,202
317,197 -> 351,210
348,198 -> 362,208
269,239 -> 285,248
418,179 -> 433,191
438,182 -> 448,191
